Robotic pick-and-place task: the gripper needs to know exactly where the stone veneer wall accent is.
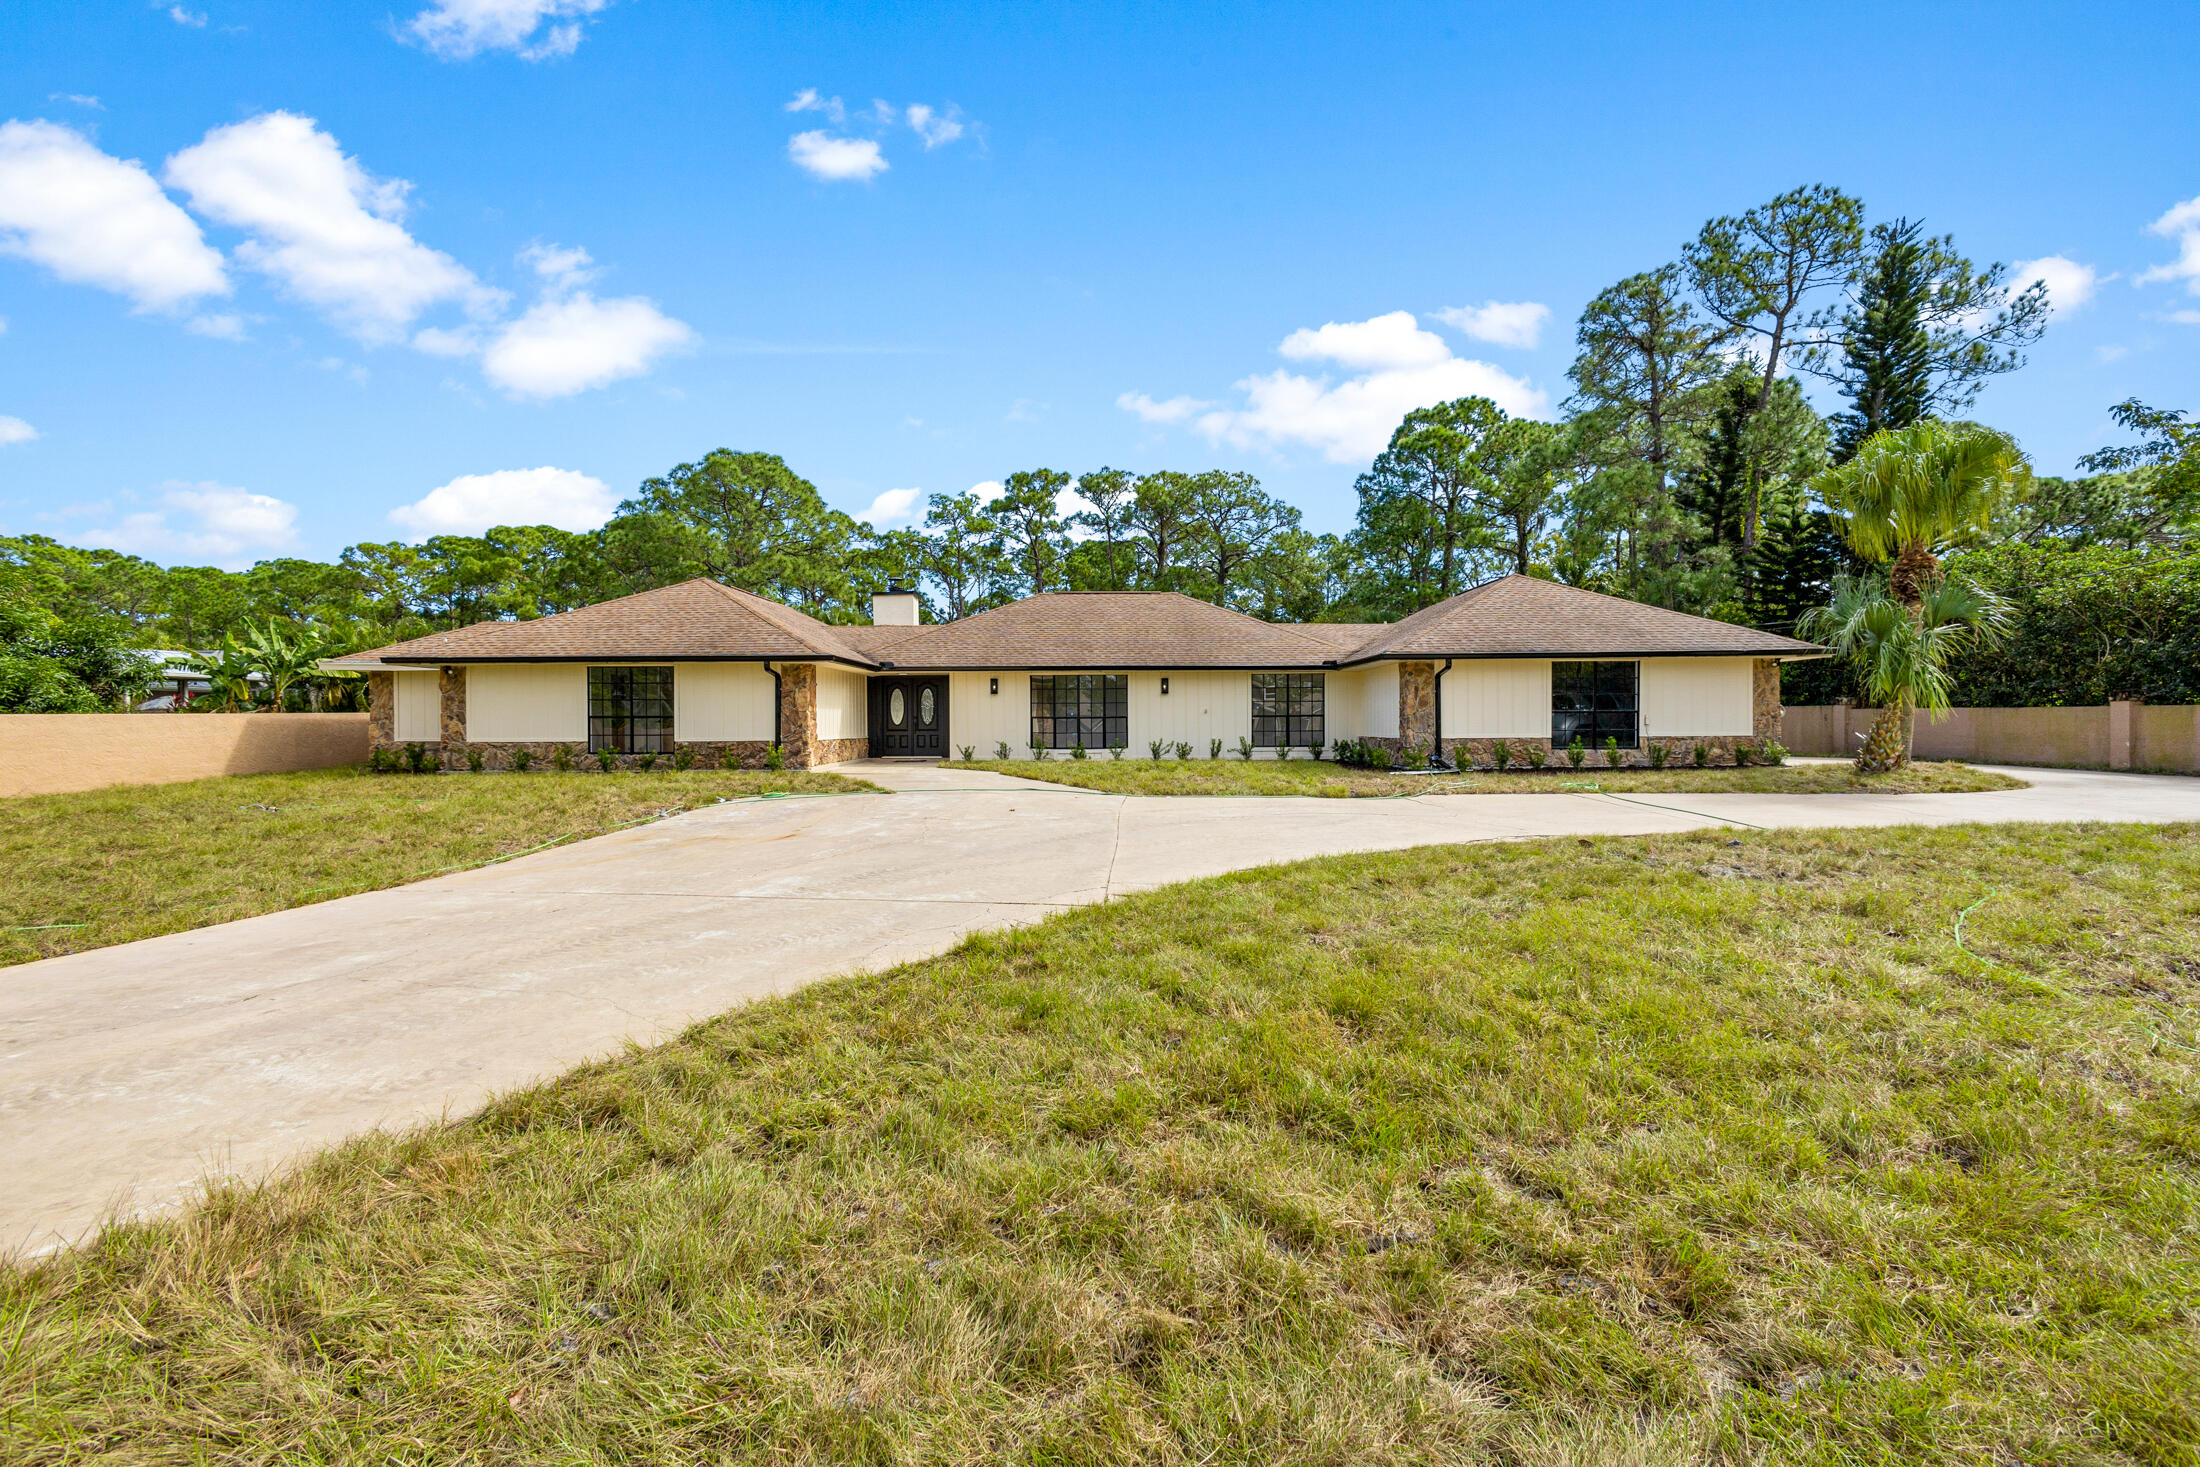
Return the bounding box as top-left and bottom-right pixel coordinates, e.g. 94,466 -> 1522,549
811,736 -> 869,766
437,667 -> 467,768
777,662 -> 818,768
366,671 -> 395,746
1397,661 -> 1436,749
454,740 -> 784,771
1753,657 -> 1782,744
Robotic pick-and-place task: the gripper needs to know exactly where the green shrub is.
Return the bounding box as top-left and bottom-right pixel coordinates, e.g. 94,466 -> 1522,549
405,742 -> 432,774
1604,735 -> 1622,769
1107,742 -> 1126,760
553,745 -> 573,771
717,747 -> 740,770
1174,741 -> 1192,760
1523,742 -> 1547,769
1029,738 -> 1046,760
1733,741 -> 1755,768
1070,740 -> 1089,760
1210,737 -> 1224,760
996,741 -> 1012,761
596,747 -> 618,772
1566,736 -> 1586,770
1491,738 -> 1510,771
673,746 -> 695,771
510,747 -> 533,772
957,744 -> 975,761
1369,744 -> 1393,770
1648,741 -> 1669,769
1234,735 -> 1254,761
635,751 -> 656,771
1759,739 -> 1789,766
765,743 -> 785,771
1692,741 -> 1710,768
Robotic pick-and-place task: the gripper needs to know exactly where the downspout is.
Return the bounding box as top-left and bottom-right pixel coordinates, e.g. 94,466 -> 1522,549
1435,657 -> 1453,768
766,660 -> 783,748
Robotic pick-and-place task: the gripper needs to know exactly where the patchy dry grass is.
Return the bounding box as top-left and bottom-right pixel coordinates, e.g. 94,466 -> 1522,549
0,766 -> 879,966
951,757 -> 2026,799
4,822 -> 2196,1464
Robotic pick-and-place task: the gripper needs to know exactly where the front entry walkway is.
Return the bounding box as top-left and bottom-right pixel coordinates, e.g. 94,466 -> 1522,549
4,762 -> 2194,1251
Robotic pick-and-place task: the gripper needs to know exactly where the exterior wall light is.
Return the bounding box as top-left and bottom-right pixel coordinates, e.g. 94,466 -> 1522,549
989,677 -> 999,695
1160,676 -> 1170,694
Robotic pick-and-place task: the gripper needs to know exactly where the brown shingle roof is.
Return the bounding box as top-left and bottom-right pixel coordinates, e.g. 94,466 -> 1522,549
1339,575 -> 1818,660
329,578 -> 878,667
838,591 -> 1348,669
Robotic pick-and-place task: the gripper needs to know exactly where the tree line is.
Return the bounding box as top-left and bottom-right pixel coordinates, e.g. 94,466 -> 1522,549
4,183 -> 2196,713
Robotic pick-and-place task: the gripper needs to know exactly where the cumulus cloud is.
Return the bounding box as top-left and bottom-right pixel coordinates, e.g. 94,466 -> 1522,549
788,130 -> 887,182
2010,255 -> 2099,316
785,88 -> 847,124
0,119 -> 229,313
857,487 -> 923,528
1433,299 -> 1549,348
164,111 -> 499,343
0,415 -> 37,446
74,482 -> 300,569
168,5 -> 208,26
2139,194 -> 2200,297
905,104 -> 964,149
481,291 -> 694,397
519,240 -> 595,289
389,465 -> 614,537
1124,310 -> 1548,464
404,0 -> 608,60
1117,391 -> 1213,424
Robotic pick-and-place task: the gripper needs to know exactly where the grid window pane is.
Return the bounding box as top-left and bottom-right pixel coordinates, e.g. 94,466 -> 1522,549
1251,672 -> 1325,749
1028,674 -> 1128,750
1550,661 -> 1637,748
588,666 -> 674,752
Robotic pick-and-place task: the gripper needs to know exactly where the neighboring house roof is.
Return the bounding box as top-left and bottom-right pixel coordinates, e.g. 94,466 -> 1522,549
324,578 -> 879,669
323,573 -> 1819,671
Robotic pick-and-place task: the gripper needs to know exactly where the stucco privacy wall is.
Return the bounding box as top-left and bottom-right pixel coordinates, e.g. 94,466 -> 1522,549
673,663 -> 777,743
1783,702 -> 2200,773
0,713 -> 371,797
816,666 -> 869,742
391,671 -> 439,743
466,664 -> 585,743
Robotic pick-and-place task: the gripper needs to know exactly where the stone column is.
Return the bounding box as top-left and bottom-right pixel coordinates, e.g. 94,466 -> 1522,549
1752,659 -> 1783,745
1397,661 -> 1437,753
777,662 -> 818,768
2108,699 -> 2138,770
367,671 -> 394,748
439,666 -> 467,767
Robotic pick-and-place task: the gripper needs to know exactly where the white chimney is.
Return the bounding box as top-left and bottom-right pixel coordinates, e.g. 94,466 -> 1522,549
871,587 -> 921,626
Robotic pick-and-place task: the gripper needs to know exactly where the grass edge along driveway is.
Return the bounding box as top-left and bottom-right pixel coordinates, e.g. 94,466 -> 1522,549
0,765 -> 880,968
947,757 -> 2028,798
3,821 -> 2194,1465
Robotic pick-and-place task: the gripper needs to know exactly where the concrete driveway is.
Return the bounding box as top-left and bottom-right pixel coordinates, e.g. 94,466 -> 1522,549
5,760 -> 2195,1252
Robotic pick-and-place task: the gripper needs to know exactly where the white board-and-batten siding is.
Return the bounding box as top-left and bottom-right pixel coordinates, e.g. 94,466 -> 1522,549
455,663 -> 779,743
391,670 -> 441,742
1449,656 -> 1753,740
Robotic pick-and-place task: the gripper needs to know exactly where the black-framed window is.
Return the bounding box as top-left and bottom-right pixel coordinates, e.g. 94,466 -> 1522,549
588,666 -> 674,752
1252,672 -> 1325,749
1030,674 -> 1127,750
1551,661 -> 1638,748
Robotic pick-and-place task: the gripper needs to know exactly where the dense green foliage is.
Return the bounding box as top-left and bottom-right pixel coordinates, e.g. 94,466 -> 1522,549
0,598 -> 157,712
1941,544 -> 2200,705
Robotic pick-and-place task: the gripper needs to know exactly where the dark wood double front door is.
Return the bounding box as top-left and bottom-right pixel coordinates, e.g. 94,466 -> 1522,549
870,676 -> 948,757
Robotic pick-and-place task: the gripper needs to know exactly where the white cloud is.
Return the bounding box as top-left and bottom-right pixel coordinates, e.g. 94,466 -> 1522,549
53,94 -> 104,109
404,0 -> 608,60
905,104 -> 964,149
2169,309 -> 2200,327
2139,194 -> 2200,296
857,487 -> 923,528
169,5 -> 208,26
480,291 -> 693,397
2010,255 -> 2099,316
411,325 -> 480,356
164,112 -> 498,343
73,482 -> 300,569
0,119 -> 228,313
1125,310 -> 1548,464
785,89 -> 847,124
519,240 -> 595,290
186,311 -> 245,339
0,416 -> 37,446
788,130 -> 887,182
1117,391 -> 1213,424
389,466 -> 614,537
1433,299 -> 1550,348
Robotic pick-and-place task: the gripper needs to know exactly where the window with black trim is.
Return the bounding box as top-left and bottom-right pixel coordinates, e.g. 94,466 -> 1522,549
588,666 -> 674,752
1029,674 -> 1127,750
1251,672 -> 1325,749
1551,661 -> 1637,748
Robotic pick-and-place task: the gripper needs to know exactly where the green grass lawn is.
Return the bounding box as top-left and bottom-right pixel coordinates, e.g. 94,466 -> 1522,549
0,766 -> 879,968
947,757 -> 2028,798
5,822 -> 2194,1464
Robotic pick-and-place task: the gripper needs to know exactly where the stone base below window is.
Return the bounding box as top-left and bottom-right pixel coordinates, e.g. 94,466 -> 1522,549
811,737 -> 870,765
369,739 -> 816,771
1437,735 -> 1771,770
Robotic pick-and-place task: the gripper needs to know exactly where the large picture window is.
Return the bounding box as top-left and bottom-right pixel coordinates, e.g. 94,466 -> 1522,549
588,666 -> 674,753
1029,674 -> 1127,751
1551,661 -> 1638,749
1251,672 -> 1325,749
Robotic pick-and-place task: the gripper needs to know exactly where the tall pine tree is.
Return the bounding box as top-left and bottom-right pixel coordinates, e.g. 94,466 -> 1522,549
1827,218 -> 1935,462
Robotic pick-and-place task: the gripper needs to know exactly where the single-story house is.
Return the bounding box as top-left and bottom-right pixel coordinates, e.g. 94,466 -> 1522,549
322,574 -> 1821,769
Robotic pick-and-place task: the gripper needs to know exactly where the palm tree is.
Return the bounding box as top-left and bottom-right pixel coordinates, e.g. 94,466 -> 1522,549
1799,572 -> 2010,772
1812,420 -> 2030,603
184,638 -> 259,711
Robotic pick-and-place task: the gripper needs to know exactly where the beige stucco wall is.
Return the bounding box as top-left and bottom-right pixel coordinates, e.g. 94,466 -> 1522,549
2135,704 -> 2200,772
815,666 -> 869,742
1781,703 -> 2200,772
465,664 -> 585,743
673,663 -> 778,743
1454,659 -> 1549,738
391,670 -> 440,742
1640,657 -> 1754,738
1,713 -> 371,797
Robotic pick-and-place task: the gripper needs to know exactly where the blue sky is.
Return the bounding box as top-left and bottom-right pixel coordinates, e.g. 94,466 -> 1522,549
2,0 -> 2195,568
